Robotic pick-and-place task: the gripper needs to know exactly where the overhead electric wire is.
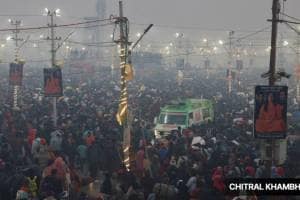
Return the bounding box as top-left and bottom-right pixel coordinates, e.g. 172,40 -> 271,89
67,40 -> 115,45
131,22 -> 272,33
0,18 -> 113,32
280,12 -> 300,23
234,26 -> 272,43
284,22 -> 300,34
0,14 -> 42,17
63,22 -> 114,29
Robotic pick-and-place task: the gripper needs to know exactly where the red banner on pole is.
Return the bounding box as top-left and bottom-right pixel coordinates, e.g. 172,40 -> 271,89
9,63 -> 23,86
254,85 -> 288,139
44,68 -> 63,97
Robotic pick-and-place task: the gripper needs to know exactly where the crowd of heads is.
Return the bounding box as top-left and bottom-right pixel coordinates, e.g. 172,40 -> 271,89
0,65 -> 298,199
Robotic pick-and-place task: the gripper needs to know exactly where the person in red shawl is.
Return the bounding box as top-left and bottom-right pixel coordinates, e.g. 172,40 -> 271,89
136,147 -> 145,178
276,166 -> 285,178
212,166 -> 225,193
245,166 -> 256,178
255,93 -> 285,133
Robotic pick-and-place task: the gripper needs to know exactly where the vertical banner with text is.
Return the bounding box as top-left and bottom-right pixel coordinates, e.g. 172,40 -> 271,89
43,68 -> 63,97
9,62 -> 23,86
254,85 -> 288,139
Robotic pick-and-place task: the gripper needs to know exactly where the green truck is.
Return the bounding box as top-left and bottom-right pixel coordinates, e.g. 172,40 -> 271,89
154,99 -> 214,138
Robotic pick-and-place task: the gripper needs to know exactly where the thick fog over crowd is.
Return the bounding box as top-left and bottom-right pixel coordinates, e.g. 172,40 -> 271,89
0,0 -> 299,200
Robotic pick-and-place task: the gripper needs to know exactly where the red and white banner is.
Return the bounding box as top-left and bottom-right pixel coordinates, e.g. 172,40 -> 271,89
44,68 -> 63,97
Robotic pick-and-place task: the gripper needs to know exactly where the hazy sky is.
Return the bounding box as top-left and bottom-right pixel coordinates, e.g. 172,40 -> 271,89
0,0 -> 298,65
0,0 -> 299,31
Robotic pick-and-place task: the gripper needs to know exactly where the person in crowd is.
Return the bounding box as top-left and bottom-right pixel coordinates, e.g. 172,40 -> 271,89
0,66 -> 296,200
40,169 -> 63,199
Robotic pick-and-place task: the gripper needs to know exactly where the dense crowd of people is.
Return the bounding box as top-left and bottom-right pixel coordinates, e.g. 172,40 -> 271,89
0,65 -> 299,200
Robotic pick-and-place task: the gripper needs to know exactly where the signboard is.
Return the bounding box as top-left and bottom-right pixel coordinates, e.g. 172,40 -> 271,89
260,139 -> 287,165
9,62 -> 23,86
254,86 -> 288,139
44,68 -> 63,97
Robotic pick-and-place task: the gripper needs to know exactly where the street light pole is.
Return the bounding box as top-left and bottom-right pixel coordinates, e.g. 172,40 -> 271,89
297,33 -> 300,103
266,0 -> 280,178
46,9 -> 61,128
9,20 -> 23,109
50,13 -> 57,128
269,0 -> 279,86
228,31 -> 234,94
116,1 -> 131,170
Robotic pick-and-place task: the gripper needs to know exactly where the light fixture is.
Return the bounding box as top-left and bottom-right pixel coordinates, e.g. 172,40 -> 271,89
55,8 -> 61,16
265,46 -> 271,52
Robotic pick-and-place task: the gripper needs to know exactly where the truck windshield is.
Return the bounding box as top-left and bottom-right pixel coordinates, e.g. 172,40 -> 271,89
159,114 -> 186,125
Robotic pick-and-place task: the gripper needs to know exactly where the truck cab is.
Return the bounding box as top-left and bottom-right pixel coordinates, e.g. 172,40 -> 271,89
154,99 -> 214,139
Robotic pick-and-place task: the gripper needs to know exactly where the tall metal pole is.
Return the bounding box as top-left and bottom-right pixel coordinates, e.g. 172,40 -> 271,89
48,12 -> 58,128
10,20 -> 22,109
296,33 -> 300,102
267,0 -> 280,177
118,1 -> 131,170
176,33 -> 184,86
228,31 -> 234,94
269,0 -> 279,86
13,21 -> 20,109
50,14 -> 56,69
14,22 -> 20,62
205,40 -> 210,79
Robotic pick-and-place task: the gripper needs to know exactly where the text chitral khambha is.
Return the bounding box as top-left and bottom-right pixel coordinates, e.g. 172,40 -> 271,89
225,179 -> 300,195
